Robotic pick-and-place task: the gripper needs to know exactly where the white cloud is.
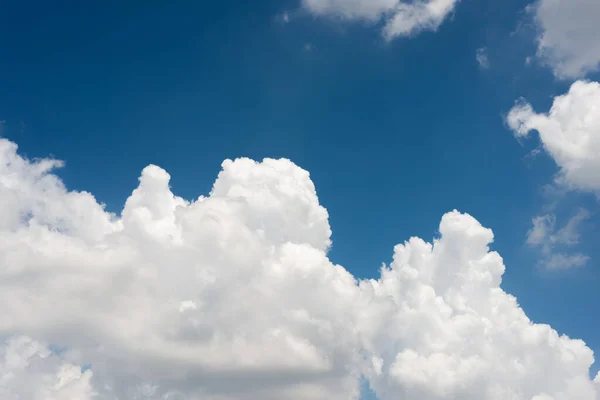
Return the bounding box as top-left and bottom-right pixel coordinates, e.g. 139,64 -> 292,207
301,0 -> 459,39
545,253 -> 589,270
360,212 -> 597,399
0,137 -> 598,399
0,139 -> 357,399
476,47 -> 490,69
0,336 -> 95,400
507,80 -> 600,195
528,209 -> 590,248
530,0 -> 600,78
527,214 -> 555,247
507,81 -> 598,272
527,210 -> 591,270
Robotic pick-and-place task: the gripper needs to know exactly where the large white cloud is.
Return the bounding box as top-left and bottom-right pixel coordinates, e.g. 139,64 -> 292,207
301,0 -> 458,39
359,212 -> 597,399
507,80 -> 600,195
530,0 -> 600,78
0,138 -> 361,399
0,137 -> 598,399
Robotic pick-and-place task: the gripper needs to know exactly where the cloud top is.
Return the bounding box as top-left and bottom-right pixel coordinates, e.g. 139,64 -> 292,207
0,137 -> 597,399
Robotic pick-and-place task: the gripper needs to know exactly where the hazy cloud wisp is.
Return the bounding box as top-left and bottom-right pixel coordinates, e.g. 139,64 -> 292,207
527,210 -> 591,270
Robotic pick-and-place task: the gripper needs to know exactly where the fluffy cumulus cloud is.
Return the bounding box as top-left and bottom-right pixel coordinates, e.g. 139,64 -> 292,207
0,137 -> 598,399
530,0 -> 600,78
507,80 -> 600,195
301,0 -> 458,38
359,212 -> 597,399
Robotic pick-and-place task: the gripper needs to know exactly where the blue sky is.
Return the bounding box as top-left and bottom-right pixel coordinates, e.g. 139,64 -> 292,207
1,1 -> 599,399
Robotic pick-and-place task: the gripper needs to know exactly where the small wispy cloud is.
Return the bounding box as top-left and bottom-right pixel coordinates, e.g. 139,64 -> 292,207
527,208 -> 591,270
476,47 -> 490,69
545,253 -> 589,270
276,11 -> 291,24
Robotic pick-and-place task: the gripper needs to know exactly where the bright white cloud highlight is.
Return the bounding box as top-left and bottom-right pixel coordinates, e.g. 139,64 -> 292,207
530,0 -> 600,78
507,80 -> 600,195
359,211 -> 597,399
0,137 -> 598,399
301,0 -> 459,39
